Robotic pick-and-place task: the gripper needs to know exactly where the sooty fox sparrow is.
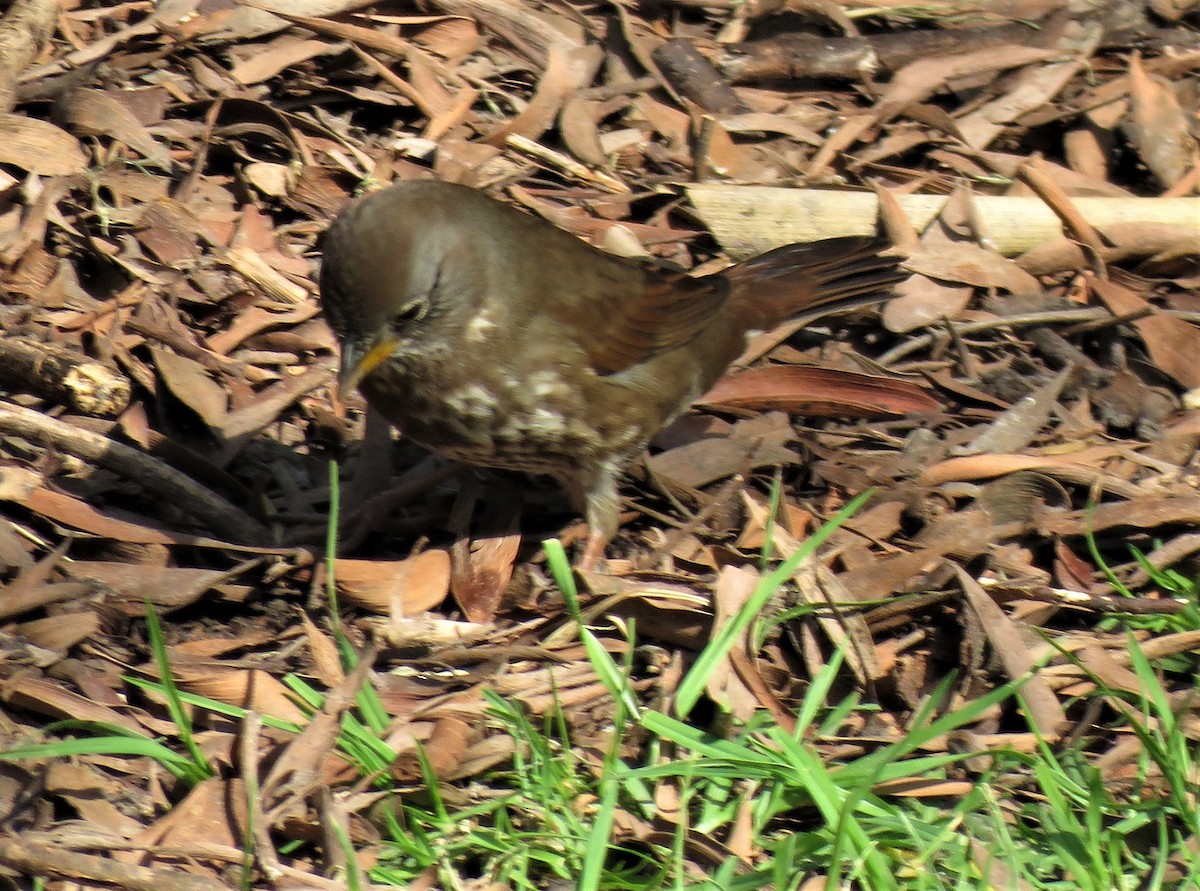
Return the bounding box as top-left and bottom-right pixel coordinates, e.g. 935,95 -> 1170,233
320,180 -> 905,566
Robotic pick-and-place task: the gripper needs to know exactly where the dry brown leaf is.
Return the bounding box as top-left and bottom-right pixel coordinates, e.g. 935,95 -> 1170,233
881,273 -> 974,333
953,565 -> 1066,738
410,15 -> 481,59
172,630 -> 288,659
55,88 -> 170,169
700,366 -> 940,417
205,303 -> 322,355
0,113 -> 87,175
954,366 -> 1071,457
1017,222 -> 1200,275
136,777 -> 247,853
168,663 -> 307,724
922,446 -> 1127,485
1127,52 -> 1199,190
151,347 -> 229,429
3,676 -> 147,735
228,36 -> 331,85
559,95 -> 609,168
874,778 -> 977,797
15,611 -> 101,651
705,564 -> 760,721
957,24 -> 1100,151
647,414 -> 795,491
218,366 -> 330,440
16,487 -> 180,545
904,241 -> 1041,293
44,762 -> 143,836
1038,495 -> 1200,537
392,716 -> 472,781
484,44 -> 597,146
331,550 -> 451,615
793,561 -> 882,684
1088,275 -> 1200,390
451,495 -> 521,624
301,611 -> 345,687
720,111 -> 824,145
65,562 -> 234,612
872,46 -> 1059,128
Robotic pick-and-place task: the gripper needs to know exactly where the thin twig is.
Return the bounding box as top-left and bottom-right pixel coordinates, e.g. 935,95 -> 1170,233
0,401 -> 269,544
876,307 -> 1200,367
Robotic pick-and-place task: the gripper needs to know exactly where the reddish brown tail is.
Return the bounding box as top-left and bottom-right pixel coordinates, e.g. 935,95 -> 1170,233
718,236 -> 906,331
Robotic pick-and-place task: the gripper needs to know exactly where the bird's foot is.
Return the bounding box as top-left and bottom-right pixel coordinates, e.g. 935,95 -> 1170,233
577,530 -> 608,572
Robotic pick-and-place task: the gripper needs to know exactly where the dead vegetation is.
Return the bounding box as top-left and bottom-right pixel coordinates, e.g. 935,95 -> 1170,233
0,0 -> 1198,887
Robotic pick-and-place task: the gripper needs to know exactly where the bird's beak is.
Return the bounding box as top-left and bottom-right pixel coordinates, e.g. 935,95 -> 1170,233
337,336 -> 399,400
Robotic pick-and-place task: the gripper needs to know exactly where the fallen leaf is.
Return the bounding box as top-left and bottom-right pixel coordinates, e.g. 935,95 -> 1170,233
329,550 -> 451,615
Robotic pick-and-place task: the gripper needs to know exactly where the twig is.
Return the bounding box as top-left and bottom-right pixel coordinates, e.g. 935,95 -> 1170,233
0,401 -> 270,544
0,338 -> 130,417
0,836 -> 224,891
874,307 -> 1200,367
505,133 -> 630,194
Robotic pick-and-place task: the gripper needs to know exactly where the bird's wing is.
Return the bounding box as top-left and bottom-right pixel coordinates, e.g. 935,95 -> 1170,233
545,262 -> 731,376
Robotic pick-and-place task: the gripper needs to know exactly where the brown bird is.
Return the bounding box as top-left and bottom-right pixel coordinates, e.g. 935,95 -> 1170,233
321,180 -> 904,567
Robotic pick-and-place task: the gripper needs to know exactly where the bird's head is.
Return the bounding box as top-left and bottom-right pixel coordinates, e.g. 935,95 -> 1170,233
319,186 -> 462,399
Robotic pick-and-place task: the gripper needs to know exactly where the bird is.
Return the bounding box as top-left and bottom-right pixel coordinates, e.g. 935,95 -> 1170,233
320,180 -> 905,568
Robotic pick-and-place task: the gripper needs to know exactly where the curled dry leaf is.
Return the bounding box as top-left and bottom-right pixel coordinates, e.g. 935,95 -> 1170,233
952,565 -> 1066,738
953,366 -> 1072,457
699,365 -> 940,418
330,549 -> 451,615
450,492 -> 522,624
15,486 -> 181,546
872,45 -> 1059,129
648,432 -> 795,491
484,44 -> 598,147
956,22 -> 1101,152
64,562 -> 236,612
1126,52 -> 1198,190
705,564 -> 761,722
921,447 -> 1130,486
0,113 -> 87,175
410,15 -> 481,59
646,411 -> 792,492
55,88 -> 170,169
1038,494 -> 1200,538
903,241 -> 1041,294
559,95 -> 609,168
16,611 -> 101,652
1088,275 -> 1200,391
1016,221 -> 1200,275
300,611 -> 345,687
391,716 -> 472,781
881,273 -> 974,333
170,665 -> 308,724
975,471 -> 1071,527
4,676 -> 145,735
151,347 -> 229,430
228,36 -> 331,86
146,778 -> 247,853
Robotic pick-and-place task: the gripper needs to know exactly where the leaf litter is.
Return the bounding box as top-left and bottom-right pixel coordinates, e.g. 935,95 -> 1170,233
0,0 -> 1197,885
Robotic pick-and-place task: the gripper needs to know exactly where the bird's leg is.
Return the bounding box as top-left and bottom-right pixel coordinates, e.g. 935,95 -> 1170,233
573,465 -> 620,571
578,530 -> 607,572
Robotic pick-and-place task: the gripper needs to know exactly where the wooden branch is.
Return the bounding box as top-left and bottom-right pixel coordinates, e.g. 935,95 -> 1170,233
0,401 -> 270,545
0,338 -> 130,417
684,184 -> 1200,258
0,0 -> 59,113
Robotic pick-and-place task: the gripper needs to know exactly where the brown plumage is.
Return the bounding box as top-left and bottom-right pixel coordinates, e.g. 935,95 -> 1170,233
320,180 -> 905,566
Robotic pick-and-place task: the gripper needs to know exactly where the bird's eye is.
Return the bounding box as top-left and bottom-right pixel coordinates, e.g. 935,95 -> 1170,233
391,299 -> 427,331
